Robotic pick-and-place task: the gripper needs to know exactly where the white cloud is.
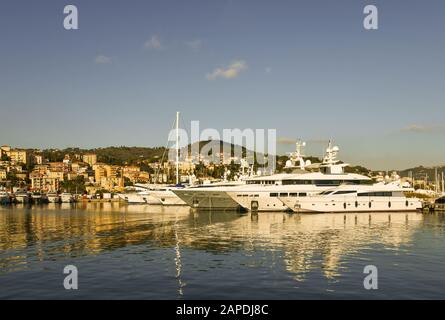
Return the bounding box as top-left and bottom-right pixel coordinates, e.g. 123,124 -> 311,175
400,124 -> 445,133
206,60 -> 247,80
144,35 -> 162,50
186,39 -> 202,51
95,55 -> 112,64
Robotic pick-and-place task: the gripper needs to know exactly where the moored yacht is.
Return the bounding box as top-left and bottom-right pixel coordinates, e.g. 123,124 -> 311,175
226,142 -> 373,212
31,192 -> 48,204
0,191 -> 11,205
279,183 -> 422,213
123,189 -> 161,204
172,180 -> 248,210
147,186 -> 188,206
173,141 -> 309,211
47,192 -> 61,203
15,190 -> 30,204
61,192 -> 74,203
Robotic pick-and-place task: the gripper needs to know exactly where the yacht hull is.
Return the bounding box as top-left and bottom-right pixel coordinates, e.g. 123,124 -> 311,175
149,190 -> 187,206
280,197 -> 422,213
226,191 -> 290,212
173,190 -> 241,211
124,193 -> 160,205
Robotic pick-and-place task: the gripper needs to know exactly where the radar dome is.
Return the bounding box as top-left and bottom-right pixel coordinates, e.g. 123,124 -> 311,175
332,146 -> 339,152
305,160 -> 312,166
285,160 -> 292,167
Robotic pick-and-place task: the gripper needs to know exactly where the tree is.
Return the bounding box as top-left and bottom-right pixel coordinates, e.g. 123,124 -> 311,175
60,176 -> 86,194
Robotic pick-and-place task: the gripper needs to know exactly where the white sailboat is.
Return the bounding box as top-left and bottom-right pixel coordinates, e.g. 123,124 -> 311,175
148,111 -> 188,206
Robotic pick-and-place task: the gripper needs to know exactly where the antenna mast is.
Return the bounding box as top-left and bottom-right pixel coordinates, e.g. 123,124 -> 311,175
176,111 -> 180,185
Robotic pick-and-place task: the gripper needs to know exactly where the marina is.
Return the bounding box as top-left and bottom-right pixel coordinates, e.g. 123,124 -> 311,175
1,0 -> 445,305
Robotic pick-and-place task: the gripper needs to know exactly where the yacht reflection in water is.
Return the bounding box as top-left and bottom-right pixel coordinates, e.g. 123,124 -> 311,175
0,203 -> 425,284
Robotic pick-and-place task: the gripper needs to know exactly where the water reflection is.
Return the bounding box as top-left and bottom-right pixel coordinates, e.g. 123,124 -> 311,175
0,204 -> 430,284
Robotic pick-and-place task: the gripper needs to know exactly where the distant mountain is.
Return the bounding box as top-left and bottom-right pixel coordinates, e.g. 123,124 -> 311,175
32,143 -> 445,179
398,165 -> 445,180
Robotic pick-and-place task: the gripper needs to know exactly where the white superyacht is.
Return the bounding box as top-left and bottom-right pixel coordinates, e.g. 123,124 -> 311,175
225,143 -> 373,212
172,141 -> 309,211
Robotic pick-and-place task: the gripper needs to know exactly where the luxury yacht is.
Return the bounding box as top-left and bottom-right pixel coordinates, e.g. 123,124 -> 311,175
279,183 -> 422,213
145,186 -> 188,206
225,143 -> 373,212
123,189 -> 161,204
172,141 -> 309,211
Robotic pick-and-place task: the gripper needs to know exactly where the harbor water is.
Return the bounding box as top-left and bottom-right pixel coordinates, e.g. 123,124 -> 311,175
1,203 -> 445,299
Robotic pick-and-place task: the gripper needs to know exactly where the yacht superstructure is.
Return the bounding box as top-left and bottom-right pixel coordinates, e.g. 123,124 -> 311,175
226,142 -> 372,212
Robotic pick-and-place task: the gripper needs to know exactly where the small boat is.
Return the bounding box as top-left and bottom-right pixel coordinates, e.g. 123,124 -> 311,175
31,192 -> 48,204
0,191 -> 11,205
61,193 -> 74,203
15,190 -> 31,204
47,192 -> 61,203
434,196 -> 445,211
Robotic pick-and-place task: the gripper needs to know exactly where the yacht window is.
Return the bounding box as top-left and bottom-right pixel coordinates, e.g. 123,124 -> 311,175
299,193 -> 307,197
289,193 -> 299,197
279,193 -> 288,197
270,193 -> 278,197
358,192 -> 392,197
333,191 -> 356,195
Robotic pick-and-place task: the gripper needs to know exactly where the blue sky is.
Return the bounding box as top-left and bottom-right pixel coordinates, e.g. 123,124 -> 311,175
0,0 -> 444,169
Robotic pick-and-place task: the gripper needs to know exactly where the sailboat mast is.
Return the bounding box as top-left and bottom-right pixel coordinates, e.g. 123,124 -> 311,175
176,111 -> 180,185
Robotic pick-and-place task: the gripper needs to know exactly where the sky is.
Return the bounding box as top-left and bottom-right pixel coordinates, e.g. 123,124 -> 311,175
0,0 -> 444,170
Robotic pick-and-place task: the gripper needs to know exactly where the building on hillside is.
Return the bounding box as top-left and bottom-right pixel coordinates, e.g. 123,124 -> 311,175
0,169 -> 7,180
34,154 -> 44,165
71,162 -> 88,174
49,162 -> 69,173
0,145 -> 11,159
83,154 -> 97,166
30,172 -> 60,192
8,149 -> 29,164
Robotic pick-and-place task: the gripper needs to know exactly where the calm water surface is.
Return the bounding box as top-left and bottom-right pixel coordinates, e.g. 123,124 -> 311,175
1,203 -> 445,299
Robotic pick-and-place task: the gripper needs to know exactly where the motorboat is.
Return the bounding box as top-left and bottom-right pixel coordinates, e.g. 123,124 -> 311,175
61,192 -> 74,203
47,192 -> 61,203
